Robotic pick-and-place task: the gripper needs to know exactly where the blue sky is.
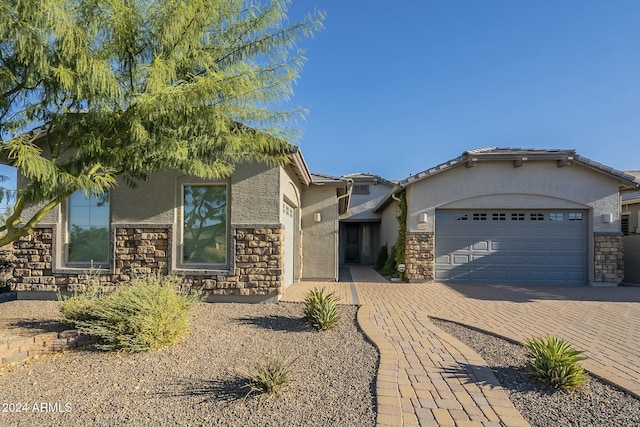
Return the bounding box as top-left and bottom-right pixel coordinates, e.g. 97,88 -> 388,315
287,0 -> 640,180
2,0 -> 639,204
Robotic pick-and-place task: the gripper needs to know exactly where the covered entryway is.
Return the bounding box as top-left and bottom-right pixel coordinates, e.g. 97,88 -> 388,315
435,209 -> 588,285
340,222 -> 376,265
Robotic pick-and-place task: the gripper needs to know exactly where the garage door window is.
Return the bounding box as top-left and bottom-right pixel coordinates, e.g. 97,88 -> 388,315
492,213 -> 506,221
511,213 -> 525,221
549,212 -> 564,221
530,213 -> 544,221
473,213 -> 487,221
569,213 -> 583,221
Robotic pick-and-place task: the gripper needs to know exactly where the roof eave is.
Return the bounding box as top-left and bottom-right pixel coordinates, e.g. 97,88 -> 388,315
289,148 -> 312,186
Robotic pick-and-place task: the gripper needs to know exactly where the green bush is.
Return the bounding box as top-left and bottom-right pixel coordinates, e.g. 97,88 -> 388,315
244,354 -> 295,396
59,277 -> 105,322
376,245 -> 389,272
524,335 -> 587,390
59,275 -> 201,352
303,287 -> 339,331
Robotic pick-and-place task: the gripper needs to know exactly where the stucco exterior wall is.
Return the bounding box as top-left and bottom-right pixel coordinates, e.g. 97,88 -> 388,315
342,182 -> 394,222
111,170 -> 177,224
230,162 -> 280,224
406,161 -> 622,233
379,201 -> 400,252
301,186 -> 338,280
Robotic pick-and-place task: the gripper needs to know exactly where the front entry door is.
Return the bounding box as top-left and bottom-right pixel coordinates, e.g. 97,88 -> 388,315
345,224 -> 359,263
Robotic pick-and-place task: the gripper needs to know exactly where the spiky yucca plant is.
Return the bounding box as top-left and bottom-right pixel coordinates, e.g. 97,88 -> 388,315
303,287 -> 339,331
524,335 -> 587,390
244,354 -> 295,396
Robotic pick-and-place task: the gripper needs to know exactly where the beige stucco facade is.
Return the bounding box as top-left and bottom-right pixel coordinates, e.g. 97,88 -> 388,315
406,161 -> 623,234
300,186 -> 340,280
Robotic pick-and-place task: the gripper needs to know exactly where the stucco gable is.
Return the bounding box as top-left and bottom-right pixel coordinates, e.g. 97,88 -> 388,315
374,147 -> 639,212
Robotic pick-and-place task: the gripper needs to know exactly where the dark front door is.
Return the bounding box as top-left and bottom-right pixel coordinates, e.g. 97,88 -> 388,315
345,224 -> 359,263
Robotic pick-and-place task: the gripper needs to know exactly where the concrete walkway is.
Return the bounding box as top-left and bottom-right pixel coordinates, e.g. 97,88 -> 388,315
282,266 -> 640,427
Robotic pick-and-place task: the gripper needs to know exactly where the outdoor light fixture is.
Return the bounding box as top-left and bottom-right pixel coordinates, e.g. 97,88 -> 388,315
419,213 -> 428,224
314,212 -> 322,222
602,213 -> 612,224
397,264 -> 406,273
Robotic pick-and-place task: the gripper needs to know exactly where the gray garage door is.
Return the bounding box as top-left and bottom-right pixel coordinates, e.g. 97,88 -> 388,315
435,209 -> 587,285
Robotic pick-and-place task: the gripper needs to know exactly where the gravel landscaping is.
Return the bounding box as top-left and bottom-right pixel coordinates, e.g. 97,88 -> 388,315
0,301 -> 377,427
431,317 -> 640,427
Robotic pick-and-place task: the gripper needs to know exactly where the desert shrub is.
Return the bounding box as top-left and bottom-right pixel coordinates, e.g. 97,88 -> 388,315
60,274 -> 201,352
303,287 -> 339,331
524,335 -> 587,390
58,276 -> 106,322
244,354 -> 295,396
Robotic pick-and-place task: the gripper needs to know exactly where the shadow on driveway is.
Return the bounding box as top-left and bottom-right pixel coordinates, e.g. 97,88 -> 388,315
442,282 -> 640,303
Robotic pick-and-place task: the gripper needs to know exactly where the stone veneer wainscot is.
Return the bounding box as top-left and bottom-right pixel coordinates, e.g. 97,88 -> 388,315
10,225 -> 284,299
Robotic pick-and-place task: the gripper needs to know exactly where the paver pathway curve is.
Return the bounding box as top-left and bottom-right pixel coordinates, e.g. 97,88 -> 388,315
283,267 -> 640,426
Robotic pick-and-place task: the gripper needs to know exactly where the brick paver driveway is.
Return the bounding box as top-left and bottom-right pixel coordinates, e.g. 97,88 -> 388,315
284,268 -> 640,426
351,268 -> 640,398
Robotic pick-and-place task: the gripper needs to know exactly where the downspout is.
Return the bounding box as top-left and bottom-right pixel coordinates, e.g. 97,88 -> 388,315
335,179 -> 354,281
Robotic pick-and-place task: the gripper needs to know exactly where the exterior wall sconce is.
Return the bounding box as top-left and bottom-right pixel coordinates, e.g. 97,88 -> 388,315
314,212 -> 322,222
601,213 -> 612,224
419,213 -> 428,224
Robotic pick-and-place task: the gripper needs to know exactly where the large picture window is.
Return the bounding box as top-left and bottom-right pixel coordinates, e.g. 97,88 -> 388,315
183,185 -> 227,265
67,191 -> 110,264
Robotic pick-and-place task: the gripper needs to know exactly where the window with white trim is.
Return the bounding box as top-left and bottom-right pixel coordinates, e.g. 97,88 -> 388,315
182,185 -> 227,265
67,191 -> 110,265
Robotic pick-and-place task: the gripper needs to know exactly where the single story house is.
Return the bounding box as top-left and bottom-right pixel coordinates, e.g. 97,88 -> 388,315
8,144 -> 638,299
376,148 -> 639,286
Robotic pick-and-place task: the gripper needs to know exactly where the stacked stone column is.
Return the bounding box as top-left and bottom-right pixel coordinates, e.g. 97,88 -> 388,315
594,233 -> 624,283
404,232 -> 435,281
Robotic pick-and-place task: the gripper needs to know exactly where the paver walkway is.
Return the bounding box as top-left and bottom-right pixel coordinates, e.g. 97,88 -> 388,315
282,266 -> 640,427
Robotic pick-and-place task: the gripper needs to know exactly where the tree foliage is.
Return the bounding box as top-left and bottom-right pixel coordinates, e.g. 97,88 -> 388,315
0,0 -> 323,246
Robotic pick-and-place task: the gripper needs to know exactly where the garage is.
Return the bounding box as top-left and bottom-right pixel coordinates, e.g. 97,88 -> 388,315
434,209 -> 588,285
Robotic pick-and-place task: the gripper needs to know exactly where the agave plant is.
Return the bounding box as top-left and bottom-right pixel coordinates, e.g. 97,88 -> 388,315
303,287 -> 339,331
524,335 -> 587,390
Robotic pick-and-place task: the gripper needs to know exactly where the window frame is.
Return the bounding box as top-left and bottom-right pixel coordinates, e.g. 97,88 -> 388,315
65,191 -> 111,268
178,183 -> 229,269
